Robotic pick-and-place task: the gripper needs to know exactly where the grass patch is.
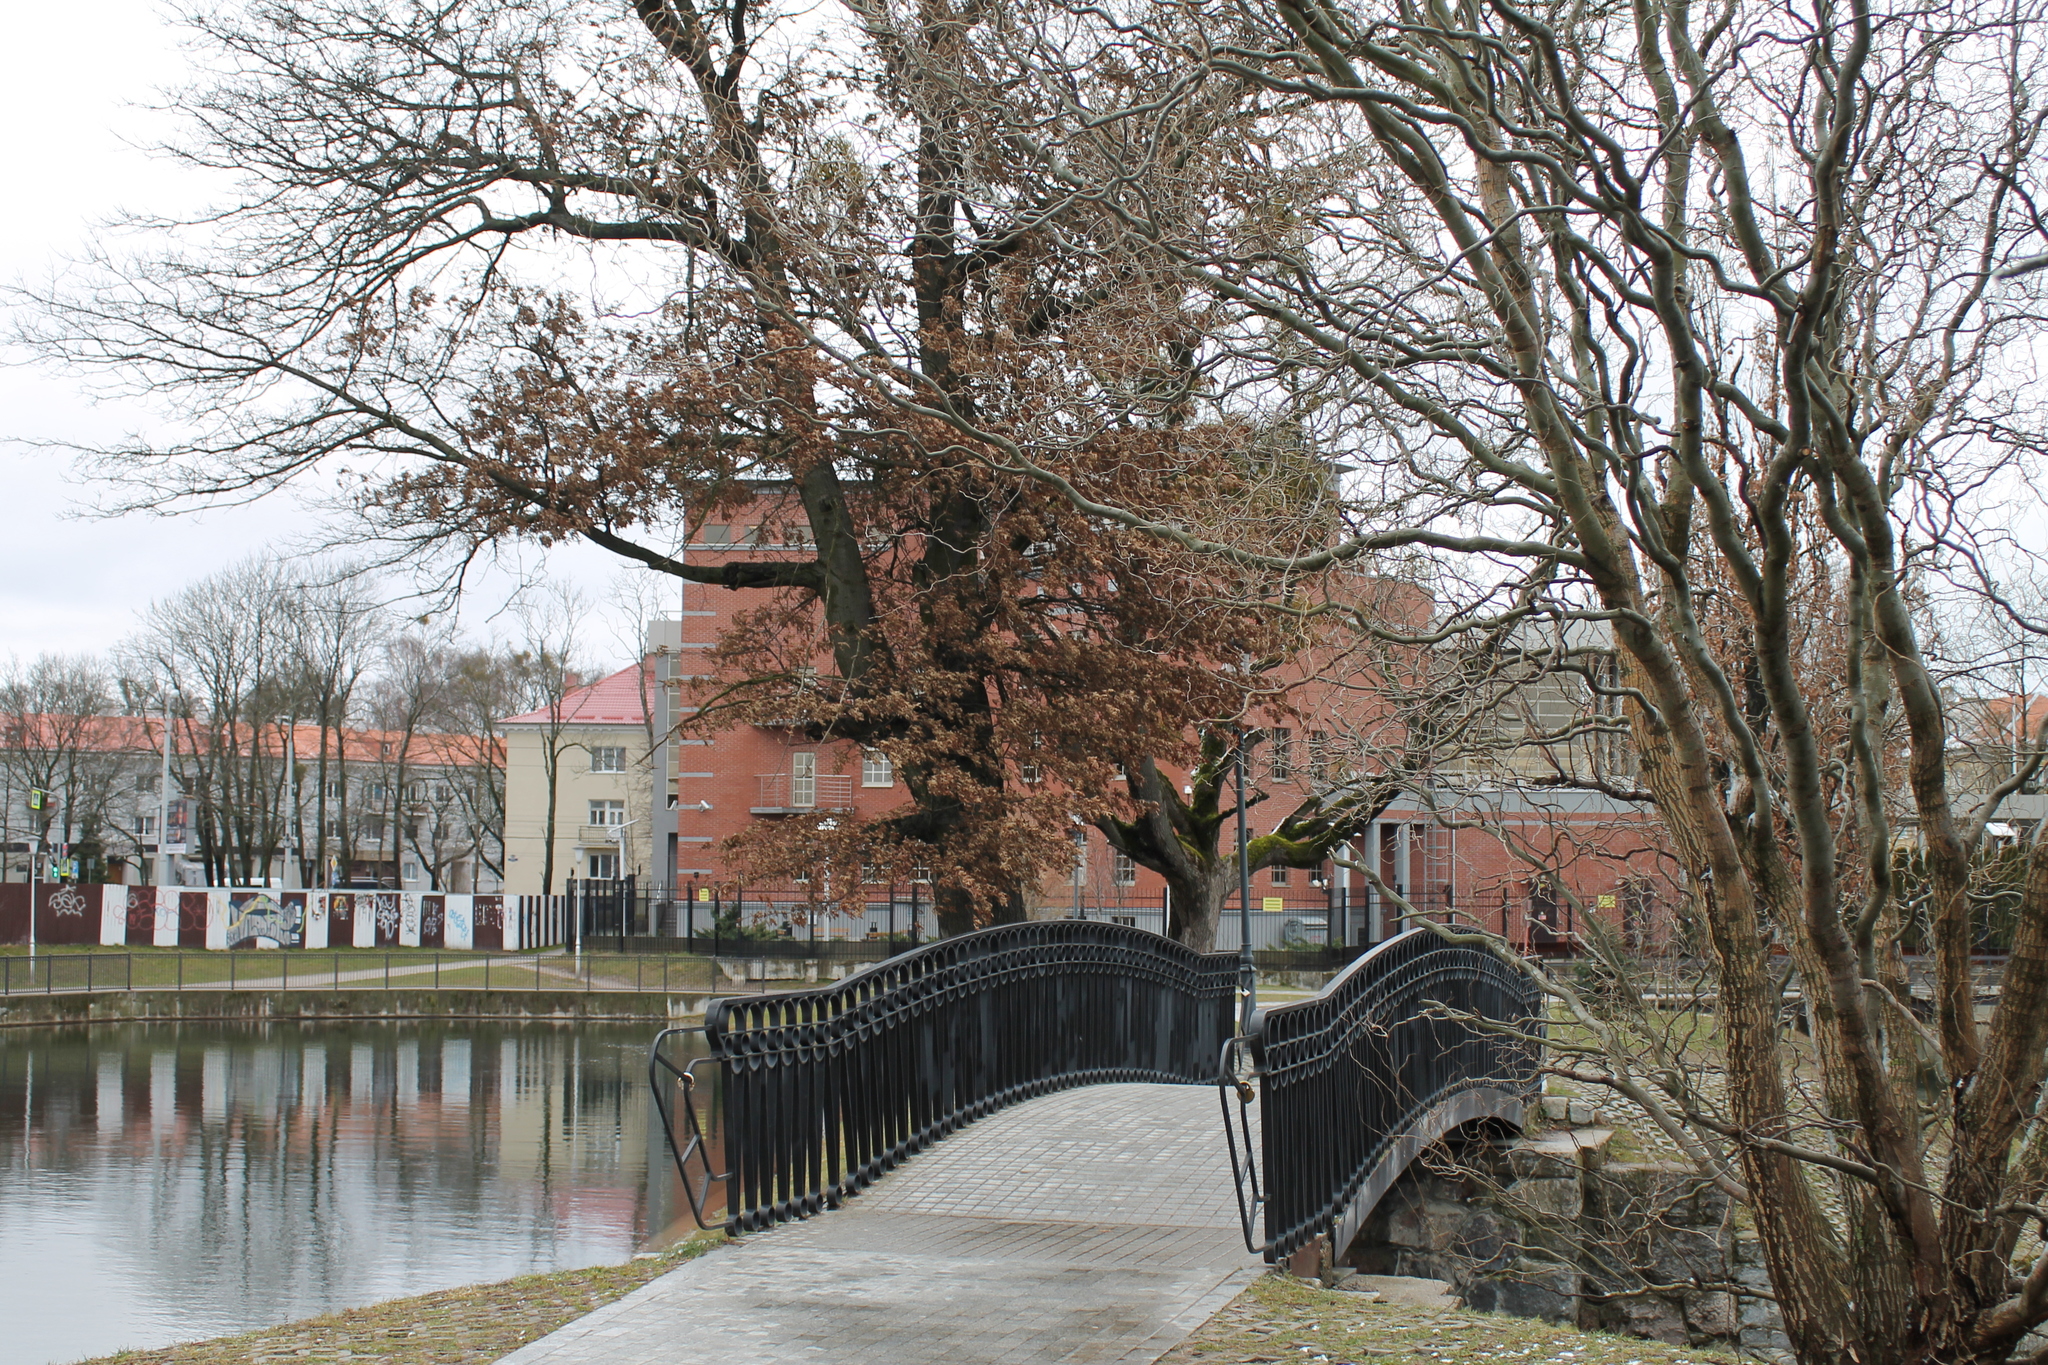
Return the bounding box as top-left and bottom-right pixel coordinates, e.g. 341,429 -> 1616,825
1159,1275 -> 1738,1365
73,1235 -> 723,1365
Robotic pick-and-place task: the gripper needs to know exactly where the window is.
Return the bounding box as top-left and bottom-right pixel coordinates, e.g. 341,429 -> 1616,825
324,780 -> 344,800
589,800 -> 626,826
1271,865 -> 1291,885
590,746 -> 628,774
910,861 -> 931,884
363,815 -> 386,840
1113,850 -> 1136,886
861,863 -> 883,884
402,860 -> 420,881
368,783 -> 388,802
862,750 -> 894,787
1308,730 -> 1329,782
698,524 -> 731,544
136,774 -> 158,793
140,814 -> 158,837
790,752 -> 817,808
588,851 -> 620,879
1021,730 -> 1042,784
322,815 -> 342,838
1269,727 -> 1294,780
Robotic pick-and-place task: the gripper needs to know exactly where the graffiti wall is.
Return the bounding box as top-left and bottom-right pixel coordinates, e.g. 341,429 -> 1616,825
0,886 -> 559,952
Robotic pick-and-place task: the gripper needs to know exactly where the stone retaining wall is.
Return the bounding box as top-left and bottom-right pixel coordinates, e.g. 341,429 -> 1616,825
1342,1104 -> 1787,1360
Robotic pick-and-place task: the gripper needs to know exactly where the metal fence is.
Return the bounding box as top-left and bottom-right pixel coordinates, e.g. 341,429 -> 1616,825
654,919 -> 1238,1233
1224,928 -> 1544,1263
0,950 -> 863,997
573,878 -> 949,949
574,880 -> 1517,954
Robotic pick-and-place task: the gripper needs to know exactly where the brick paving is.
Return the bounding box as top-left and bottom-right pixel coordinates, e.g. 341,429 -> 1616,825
495,1082 -> 1263,1365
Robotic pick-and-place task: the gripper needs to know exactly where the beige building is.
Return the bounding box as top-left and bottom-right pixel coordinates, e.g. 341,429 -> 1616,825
500,664 -> 658,894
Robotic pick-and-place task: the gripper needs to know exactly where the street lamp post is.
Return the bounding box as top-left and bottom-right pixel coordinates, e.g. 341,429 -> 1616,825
1071,816 -> 1084,920
1235,725 -> 1256,1033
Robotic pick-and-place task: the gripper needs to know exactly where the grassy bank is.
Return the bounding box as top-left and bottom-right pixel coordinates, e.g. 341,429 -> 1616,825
75,1237 -> 723,1365
72,1247 -> 1738,1365
1162,1276 -> 1738,1365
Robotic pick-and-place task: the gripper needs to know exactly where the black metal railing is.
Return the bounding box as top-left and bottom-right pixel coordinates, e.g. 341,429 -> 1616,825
655,920 -> 1237,1233
1223,927 -> 1543,1263
649,1026 -> 728,1229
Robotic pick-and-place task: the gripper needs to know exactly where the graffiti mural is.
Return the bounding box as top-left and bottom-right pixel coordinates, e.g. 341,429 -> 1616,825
373,894 -> 401,947
225,892 -> 294,949
420,896 -> 445,949
37,885 -> 100,945
472,896 -> 504,951
126,886 -> 157,946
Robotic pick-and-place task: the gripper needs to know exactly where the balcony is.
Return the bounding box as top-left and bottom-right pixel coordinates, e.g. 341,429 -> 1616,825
581,823 -> 629,846
752,772 -> 854,815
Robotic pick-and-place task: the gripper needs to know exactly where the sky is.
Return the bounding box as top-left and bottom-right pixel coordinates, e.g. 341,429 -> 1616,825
0,0 -> 652,666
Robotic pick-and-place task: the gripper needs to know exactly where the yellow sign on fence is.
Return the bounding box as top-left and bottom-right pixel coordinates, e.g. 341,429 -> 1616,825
1262,897 -> 1285,912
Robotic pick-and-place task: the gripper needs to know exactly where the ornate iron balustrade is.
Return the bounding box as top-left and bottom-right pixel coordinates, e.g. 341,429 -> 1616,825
1223,927 -> 1542,1263
660,920 -> 1237,1232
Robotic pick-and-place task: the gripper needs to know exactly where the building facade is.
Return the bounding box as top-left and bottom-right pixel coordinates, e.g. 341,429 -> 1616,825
495,512 -> 1674,950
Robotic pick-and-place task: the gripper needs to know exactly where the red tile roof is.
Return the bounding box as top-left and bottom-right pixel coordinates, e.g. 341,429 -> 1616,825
499,662 -> 652,727
0,715 -> 499,767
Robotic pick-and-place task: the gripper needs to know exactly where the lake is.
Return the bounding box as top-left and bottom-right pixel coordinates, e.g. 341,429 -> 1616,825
0,1019 -> 711,1365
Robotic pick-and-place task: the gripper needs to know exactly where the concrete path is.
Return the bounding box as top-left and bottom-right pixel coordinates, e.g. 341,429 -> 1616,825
497,1083 -> 1263,1365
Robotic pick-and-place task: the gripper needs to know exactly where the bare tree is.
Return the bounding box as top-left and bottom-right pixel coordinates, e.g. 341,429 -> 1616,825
437,644 -> 517,889
126,558 -> 306,884
0,654 -> 124,881
285,567 -> 386,887
513,586 -> 590,897
862,2 -> 2048,1360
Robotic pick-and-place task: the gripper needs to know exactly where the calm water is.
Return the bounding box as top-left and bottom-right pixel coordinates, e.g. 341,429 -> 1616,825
0,1021 -> 711,1365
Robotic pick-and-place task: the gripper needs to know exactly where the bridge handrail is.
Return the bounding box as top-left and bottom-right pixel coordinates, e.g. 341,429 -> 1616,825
697,919 -> 1238,1232
1225,927 -> 1543,1262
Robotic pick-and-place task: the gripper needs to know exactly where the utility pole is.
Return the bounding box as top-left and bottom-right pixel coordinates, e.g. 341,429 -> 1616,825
157,705 -> 174,888
26,786 -> 47,962
283,718 -> 299,890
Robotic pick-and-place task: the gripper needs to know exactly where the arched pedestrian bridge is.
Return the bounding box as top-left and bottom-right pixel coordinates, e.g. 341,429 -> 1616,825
500,923 -> 1538,1365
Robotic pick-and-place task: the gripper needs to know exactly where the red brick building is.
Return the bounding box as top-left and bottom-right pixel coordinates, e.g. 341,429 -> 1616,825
503,509 -> 1677,952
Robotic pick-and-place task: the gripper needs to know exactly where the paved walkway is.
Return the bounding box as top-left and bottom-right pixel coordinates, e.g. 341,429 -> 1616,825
498,1083 -> 1263,1364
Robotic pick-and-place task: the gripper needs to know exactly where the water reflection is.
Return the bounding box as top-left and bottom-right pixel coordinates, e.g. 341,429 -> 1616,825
0,1021 -> 709,1365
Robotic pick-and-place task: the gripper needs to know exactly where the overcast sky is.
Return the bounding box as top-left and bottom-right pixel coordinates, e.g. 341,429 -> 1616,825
0,0 -> 652,668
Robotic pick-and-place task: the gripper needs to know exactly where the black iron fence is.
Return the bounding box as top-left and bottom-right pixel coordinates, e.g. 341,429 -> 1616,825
571,877 -> 939,951
655,919 -> 1238,1233
1224,928 -> 1544,1263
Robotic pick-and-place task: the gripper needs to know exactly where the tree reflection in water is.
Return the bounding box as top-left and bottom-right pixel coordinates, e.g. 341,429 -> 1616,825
0,1020 -> 710,1365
